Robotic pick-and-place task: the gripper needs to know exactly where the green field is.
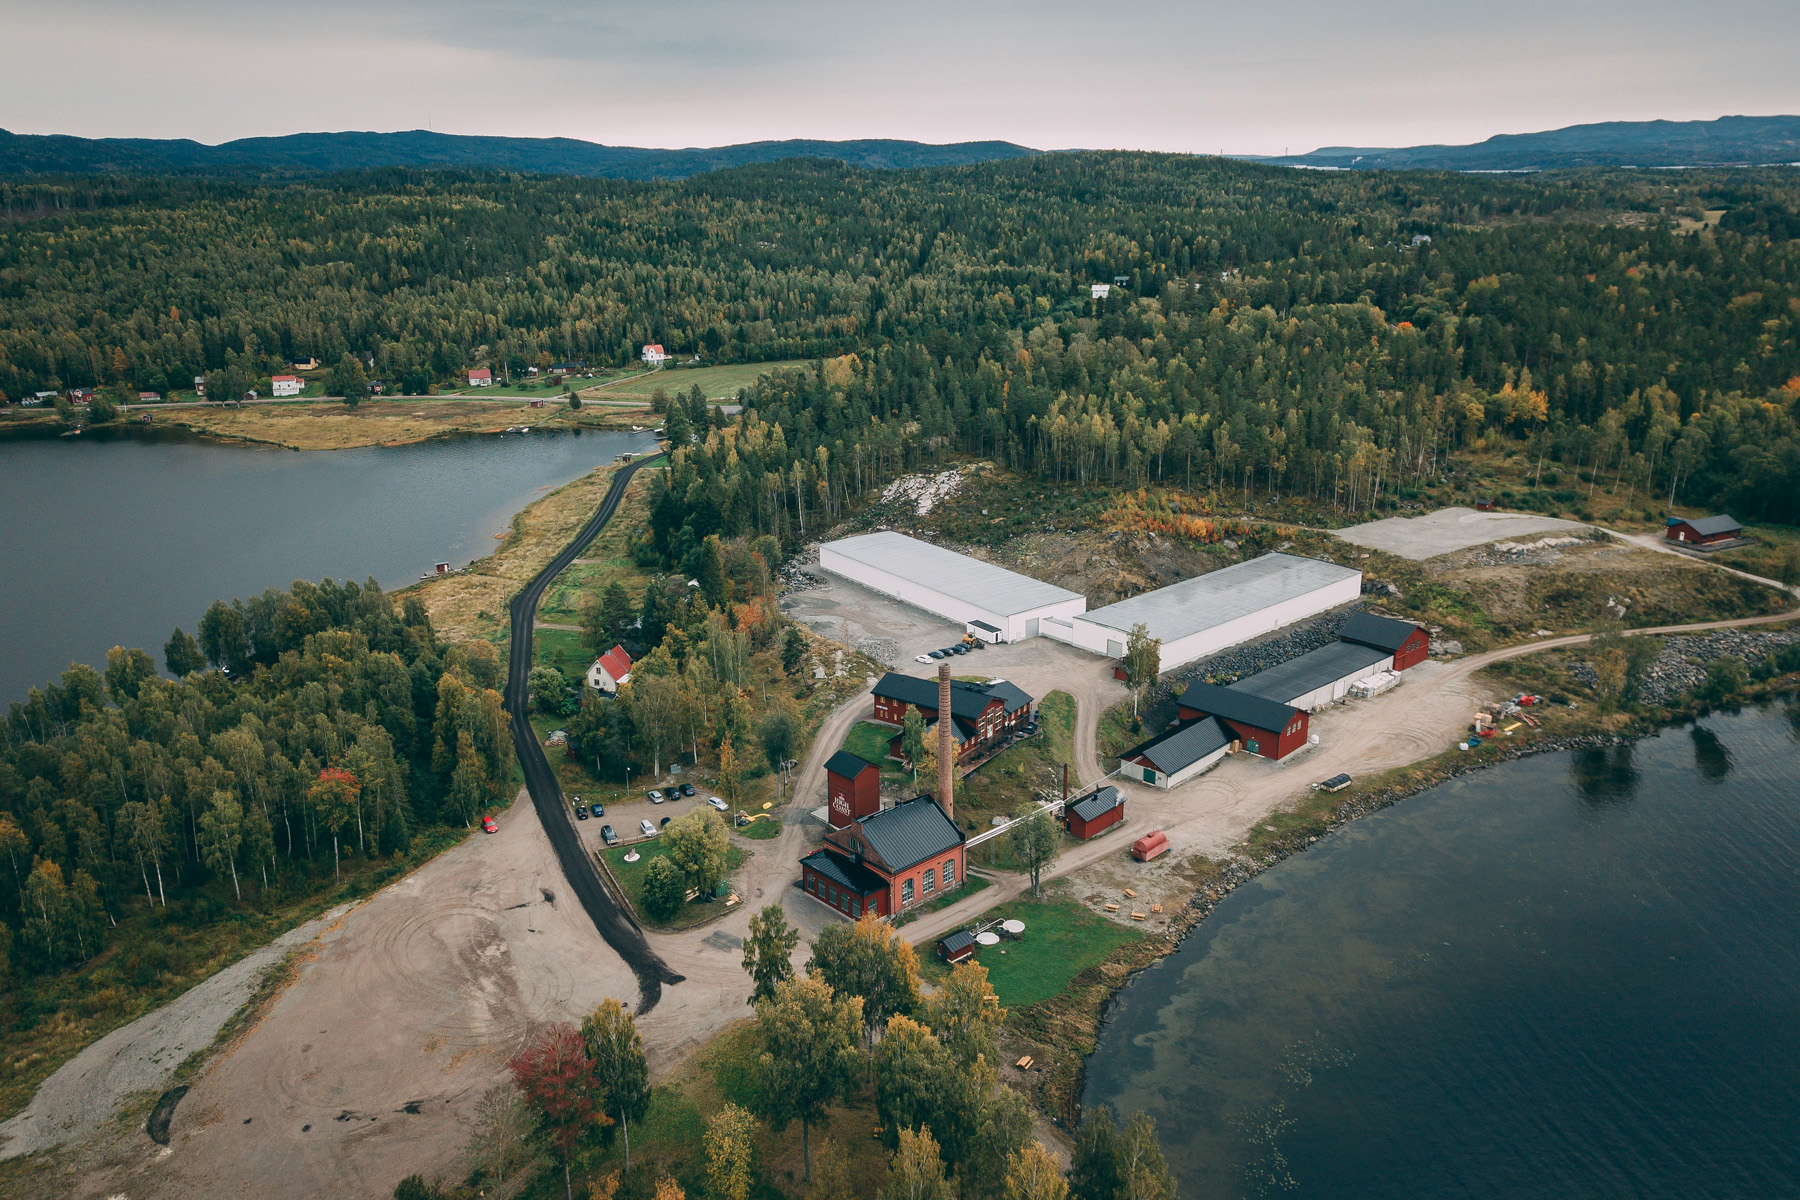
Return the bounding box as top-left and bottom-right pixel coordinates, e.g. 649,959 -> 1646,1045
589,359 -> 810,401
601,839 -> 749,931
961,689 -> 1075,833
954,897 -> 1143,1008
840,720 -> 901,769
534,626 -> 591,678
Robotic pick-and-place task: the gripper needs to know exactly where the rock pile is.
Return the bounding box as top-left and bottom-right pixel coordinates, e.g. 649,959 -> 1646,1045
1567,628 -> 1800,704
879,469 -> 967,516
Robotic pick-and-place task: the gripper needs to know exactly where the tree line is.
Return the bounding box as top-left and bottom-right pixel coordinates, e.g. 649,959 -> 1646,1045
0,578 -> 512,990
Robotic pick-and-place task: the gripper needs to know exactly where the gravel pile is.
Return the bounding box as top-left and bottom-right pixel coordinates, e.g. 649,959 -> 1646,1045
1166,609 -> 1358,689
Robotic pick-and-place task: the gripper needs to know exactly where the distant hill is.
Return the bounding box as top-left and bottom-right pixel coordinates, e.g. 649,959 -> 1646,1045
0,128 -> 1040,179
1246,115 -> 1800,172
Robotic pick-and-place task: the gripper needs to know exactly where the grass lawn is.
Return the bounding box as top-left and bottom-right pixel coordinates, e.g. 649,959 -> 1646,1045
953,896 -> 1144,1008
896,872 -> 991,929
736,814 -> 782,840
1096,699 -> 1144,760
588,359 -> 809,401
958,690 -> 1076,832
601,838 -> 749,930
534,626 -> 591,677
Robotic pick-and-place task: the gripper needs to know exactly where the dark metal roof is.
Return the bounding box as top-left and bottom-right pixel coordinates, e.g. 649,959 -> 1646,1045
855,796 -> 964,873
1068,785 -> 1124,823
1338,611 -> 1422,653
1121,717 -> 1232,774
825,750 -> 878,779
801,849 -> 887,896
1681,514 -> 1742,536
1178,681 -> 1301,734
873,672 -> 1034,722
939,929 -> 976,954
969,620 -> 1001,633
1232,641 -> 1390,706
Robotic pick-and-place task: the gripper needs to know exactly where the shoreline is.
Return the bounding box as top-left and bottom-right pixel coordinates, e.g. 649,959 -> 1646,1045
1053,675 -> 1800,1128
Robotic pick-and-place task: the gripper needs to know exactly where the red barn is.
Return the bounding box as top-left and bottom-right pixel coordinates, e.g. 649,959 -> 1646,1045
1337,611 -> 1431,671
800,796 -> 965,918
937,929 -> 977,964
1666,515 -> 1743,546
825,750 -> 881,828
1064,785 -> 1125,840
1176,682 -> 1309,760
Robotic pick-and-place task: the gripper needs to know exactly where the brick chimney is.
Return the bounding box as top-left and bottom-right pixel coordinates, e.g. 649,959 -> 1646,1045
937,661 -> 954,821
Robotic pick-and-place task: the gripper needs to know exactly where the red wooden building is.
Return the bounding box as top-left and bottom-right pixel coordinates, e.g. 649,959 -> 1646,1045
799,796 -> 966,919
1337,611 -> 1431,671
1176,682 -> 1309,760
824,750 -> 881,828
1064,785 -> 1125,840
1666,515 -> 1743,546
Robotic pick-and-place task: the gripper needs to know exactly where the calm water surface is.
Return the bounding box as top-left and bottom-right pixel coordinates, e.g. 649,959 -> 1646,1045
0,427 -> 658,702
1084,702 -> 1800,1200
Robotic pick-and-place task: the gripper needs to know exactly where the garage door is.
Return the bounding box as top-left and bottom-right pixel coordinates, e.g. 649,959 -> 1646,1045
1107,639 -> 1124,657
1026,618 -> 1039,637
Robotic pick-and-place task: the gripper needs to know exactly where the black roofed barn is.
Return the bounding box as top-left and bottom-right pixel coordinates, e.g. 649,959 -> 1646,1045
800,796 -> 967,918
1337,611 -> 1431,671
1176,682 -> 1309,760
1666,515 -> 1744,546
1064,785 -> 1126,839
872,672 -> 1033,765
1118,716 -> 1234,786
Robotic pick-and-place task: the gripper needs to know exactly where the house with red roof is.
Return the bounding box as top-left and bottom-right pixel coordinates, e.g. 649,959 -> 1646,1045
641,344 -> 669,364
585,645 -> 634,695
468,368 -> 493,387
271,375 -> 303,397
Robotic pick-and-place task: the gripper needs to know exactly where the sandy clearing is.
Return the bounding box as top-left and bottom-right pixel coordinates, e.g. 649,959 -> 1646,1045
0,902 -> 357,1161
64,787 -> 641,1200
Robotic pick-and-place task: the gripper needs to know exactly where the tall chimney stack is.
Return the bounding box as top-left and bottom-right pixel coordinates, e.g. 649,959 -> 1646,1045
937,661 -> 955,821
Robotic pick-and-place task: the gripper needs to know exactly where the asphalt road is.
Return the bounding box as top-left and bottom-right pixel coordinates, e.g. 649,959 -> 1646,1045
503,453 -> 685,1011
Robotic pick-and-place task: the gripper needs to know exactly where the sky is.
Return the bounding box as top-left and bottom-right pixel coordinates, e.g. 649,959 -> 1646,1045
3,0 -> 1797,154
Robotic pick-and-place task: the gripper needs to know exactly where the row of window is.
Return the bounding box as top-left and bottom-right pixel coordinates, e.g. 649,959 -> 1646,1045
807,856 -> 961,914
898,858 -> 957,905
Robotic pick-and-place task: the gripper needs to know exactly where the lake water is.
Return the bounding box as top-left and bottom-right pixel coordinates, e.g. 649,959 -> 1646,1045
1083,702 -> 1800,1200
0,427 -> 659,703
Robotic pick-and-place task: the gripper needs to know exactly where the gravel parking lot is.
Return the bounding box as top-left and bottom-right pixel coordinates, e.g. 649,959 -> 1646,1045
1333,506 -> 1591,560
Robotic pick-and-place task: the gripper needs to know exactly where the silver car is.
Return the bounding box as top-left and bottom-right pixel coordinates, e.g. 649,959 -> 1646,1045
707,796 -> 729,812
639,819 -> 657,837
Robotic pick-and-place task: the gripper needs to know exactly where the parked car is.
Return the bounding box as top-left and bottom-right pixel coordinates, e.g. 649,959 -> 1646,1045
950,644 -> 969,655
648,789 -> 664,804
589,801 -> 605,817
639,819 -> 657,837
707,796 -> 729,812
600,824 -> 618,845
660,816 -> 671,828
482,816 -> 498,834
575,805 -> 589,820
928,649 -> 945,659
679,783 -> 695,797
915,654 -> 933,664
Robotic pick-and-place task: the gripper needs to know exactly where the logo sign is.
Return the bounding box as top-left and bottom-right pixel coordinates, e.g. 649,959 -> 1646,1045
832,795 -> 850,814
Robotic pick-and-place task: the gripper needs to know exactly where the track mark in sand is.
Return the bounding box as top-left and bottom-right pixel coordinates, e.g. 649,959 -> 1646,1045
146,1085 -> 188,1145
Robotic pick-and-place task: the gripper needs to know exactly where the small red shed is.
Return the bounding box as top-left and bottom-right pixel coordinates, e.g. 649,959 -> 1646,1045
937,929 -> 976,964
824,751 -> 881,828
1065,785 -> 1125,840
1666,515 -> 1743,546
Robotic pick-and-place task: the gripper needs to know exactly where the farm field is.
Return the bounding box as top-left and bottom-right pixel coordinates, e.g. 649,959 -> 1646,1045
583,359 -> 810,401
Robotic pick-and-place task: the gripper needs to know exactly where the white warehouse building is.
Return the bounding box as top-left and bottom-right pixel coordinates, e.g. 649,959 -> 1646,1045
818,531 -> 1087,642
1052,552 -> 1362,670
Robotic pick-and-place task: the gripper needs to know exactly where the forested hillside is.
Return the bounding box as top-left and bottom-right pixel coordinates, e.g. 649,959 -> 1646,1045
2,153 -> 1797,531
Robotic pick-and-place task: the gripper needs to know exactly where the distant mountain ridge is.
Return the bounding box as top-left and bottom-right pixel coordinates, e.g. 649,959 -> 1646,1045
1247,115 -> 1800,171
0,128 -> 1040,179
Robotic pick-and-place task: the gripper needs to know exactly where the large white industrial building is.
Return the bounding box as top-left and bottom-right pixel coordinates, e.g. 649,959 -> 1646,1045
818,531 -> 1087,642
1050,552 -> 1362,671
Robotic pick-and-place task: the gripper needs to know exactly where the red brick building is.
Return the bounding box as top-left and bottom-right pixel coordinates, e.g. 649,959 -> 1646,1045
824,751 -> 881,828
871,672 -> 1033,765
799,796 -> 966,919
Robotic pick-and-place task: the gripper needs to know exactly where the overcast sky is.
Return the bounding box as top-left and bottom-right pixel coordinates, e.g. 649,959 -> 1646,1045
4,0 -> 1796,154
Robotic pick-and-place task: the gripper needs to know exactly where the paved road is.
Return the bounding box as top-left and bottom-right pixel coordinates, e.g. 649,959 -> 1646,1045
503,454 -> 685,1012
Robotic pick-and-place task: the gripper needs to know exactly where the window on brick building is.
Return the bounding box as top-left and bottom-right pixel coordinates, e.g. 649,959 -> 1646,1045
943,859 -> 956,886
924,868 -> 936,894
902,878 -> 914,904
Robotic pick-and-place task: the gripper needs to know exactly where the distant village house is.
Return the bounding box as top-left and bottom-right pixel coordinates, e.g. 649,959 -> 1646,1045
585,645 -> 633,695
468,368 -> 493,387
271,375 -> 303,397
641,344 -> 670,364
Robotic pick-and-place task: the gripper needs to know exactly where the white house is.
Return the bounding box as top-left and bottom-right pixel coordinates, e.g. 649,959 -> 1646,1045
271,375 -> 303,397
468,368 -> 493,387
1091,284 -> 1111,299
641,344 -> 669,364
586,645 -> 634,694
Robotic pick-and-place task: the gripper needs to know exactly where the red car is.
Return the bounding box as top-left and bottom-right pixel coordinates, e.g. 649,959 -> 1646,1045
482,816 -> 498,834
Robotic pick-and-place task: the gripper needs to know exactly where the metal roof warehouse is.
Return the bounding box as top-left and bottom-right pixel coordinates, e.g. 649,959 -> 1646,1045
819,531 -> 1087,643
1056,553 -> 1362,670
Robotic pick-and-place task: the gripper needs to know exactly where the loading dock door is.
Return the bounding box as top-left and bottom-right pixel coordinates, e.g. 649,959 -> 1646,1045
1107,639 -> 1125,658
1026,618 -> 1039,637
